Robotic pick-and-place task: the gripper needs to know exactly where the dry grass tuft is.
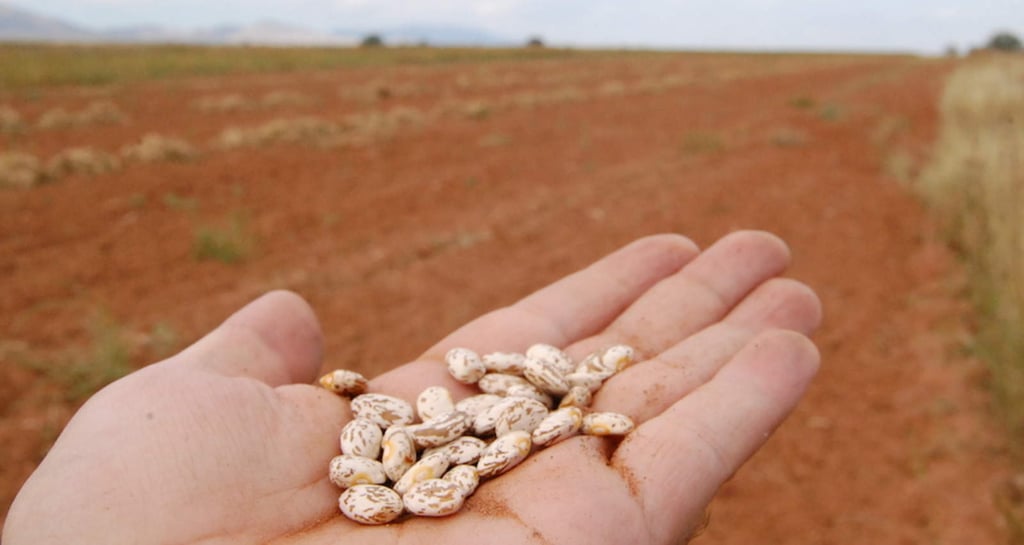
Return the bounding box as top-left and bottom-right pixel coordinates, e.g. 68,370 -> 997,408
0,151 -> 46,188
46,147 -> 121,177
194,91 -> 315,113
216,116 -> 345,149
260,90 -> 314,108
916,54 -> 1024,450
193,93 -> 250,113
121,133 -> 198,162
36,100 -> 127,129
0,104 -> 24,132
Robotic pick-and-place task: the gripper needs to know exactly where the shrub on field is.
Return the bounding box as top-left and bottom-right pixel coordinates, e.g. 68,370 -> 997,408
597,80 -> 627,97
121,134 -> 198,162
0,151 -> 46,188
79,101 -> 127,125
216,116 -> 344,149
344,107 -> 426,140
0,105 -> 24,132
260,90 -> 314,108
35,107 -> 75,129
193,94 -> 251,113
36,100 -> 127,129
46,147 -> 121,177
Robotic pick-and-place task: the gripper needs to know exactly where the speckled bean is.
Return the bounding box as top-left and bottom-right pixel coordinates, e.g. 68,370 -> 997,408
445,348 -> 486,384
329,454 -> 387,489
531,407 -> 583,447
402,478 -> 465,517
581,411 -> 635,436
416,386 -> 456,421
477,430 -> 533,478
318,369 -> 368,397
340,418 -> 383,460
339,484 -> 404,525
350,393 -> 416,429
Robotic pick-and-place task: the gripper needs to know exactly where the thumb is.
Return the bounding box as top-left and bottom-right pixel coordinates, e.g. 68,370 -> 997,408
174,290 -> 325,386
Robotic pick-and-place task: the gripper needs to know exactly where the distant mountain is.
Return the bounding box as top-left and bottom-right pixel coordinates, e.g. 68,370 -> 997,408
0,1 -> 506,46
0,2 -> 97,41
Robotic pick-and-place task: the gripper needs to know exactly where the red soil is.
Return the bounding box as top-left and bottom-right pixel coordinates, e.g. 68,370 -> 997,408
0,52 -> 1015,542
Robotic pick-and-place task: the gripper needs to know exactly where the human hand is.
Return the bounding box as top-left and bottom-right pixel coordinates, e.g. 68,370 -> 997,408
3,231 -> 821,545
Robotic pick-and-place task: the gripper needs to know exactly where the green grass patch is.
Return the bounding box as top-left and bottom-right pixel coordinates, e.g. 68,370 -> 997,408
192,210 -> 256,264
680,130 -> 725,154
0,44 -> 587,91
16,311 -> 134,402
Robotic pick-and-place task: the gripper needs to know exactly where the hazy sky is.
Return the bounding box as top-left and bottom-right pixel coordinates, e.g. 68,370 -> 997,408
14,0 -> 1024,53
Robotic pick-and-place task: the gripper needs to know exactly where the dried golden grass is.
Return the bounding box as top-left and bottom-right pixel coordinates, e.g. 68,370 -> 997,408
0,104 -> 24,132
917,54 -> 1024,446
46,147 -> 121,177
36,100 -> 127,129
0,151 -> 45,188
121,133 -> 198,162
215,116 -> 345,149
193,91 -> 315,113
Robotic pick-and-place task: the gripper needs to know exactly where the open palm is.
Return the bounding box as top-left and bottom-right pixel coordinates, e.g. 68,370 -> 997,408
4,231 -> 822,545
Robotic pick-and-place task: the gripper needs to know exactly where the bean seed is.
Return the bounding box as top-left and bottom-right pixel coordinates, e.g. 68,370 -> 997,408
416,386 -> 456,422
558,385 -> 592,409
477,430 -> 532,478
523,356 -> 570,396
565,370 -> 610,393
576,345 -> 635,375
445,348 -> 486,384
477,373 -> 532,396
405,410 -> 471,449
504,383 -> 555,408
339,484 -> 403,525
351,393 -> 415,429
403,478 -> 465,517
381,426 -> 416,482
424,436 -> 487,465
443,464 -> 480,497
494,397 -> 549,437
329,454 -> 387,489
340,418 -> 383,460
394,451 -> 450,495
318,369 -> 368,397
473,396 -> 518,436
581,412 -> 635,436
532,407 -> 583,447
481,352 -> 527,374
453,393 -> 503,419
526,343 -> 574,375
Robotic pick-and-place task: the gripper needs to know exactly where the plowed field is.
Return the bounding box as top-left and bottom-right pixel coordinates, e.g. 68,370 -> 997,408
0,51 -> 1014,542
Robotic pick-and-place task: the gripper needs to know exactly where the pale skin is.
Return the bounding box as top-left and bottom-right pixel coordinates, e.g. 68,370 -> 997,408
4,231 -> 822,545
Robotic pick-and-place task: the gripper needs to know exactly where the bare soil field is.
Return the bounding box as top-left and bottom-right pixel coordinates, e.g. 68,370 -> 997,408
0,51 -> 1016,542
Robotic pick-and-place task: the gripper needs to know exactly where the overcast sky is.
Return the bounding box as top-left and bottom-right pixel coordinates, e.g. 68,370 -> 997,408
14,0 -> 1024,54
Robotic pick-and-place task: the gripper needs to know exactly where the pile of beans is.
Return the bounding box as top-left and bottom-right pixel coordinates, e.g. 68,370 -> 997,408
318,343 -> 636,524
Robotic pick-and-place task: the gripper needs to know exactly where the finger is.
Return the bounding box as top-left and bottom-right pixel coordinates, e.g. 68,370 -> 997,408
568,230 -> 791,360
591,278 -> 822,422
175,290 -> 324,386
611,330 -> 820,544
371,234 -> 700,401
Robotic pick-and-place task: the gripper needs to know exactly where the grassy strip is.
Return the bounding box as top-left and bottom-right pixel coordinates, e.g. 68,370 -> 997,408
0,44 -> 587,91
0,44 -> 906,92
916,53 -> 1024,450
